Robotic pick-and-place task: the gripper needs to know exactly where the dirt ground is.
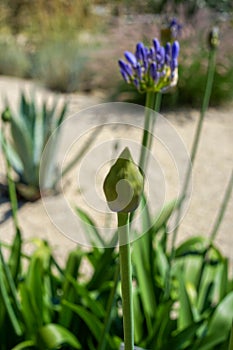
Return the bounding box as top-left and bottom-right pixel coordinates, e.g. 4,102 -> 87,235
0,76 -> 232,268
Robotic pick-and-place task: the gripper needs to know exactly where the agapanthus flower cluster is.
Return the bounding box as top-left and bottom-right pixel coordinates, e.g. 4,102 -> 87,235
169,18 -> 182,39
118,38 -> 180,93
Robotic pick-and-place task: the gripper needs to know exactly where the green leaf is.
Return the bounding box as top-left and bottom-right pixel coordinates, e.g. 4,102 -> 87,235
132,235 -> 157,326
0,245 -> 21,314
175,236 -> 208,257
213,257 -> 228,303
8,229 -> 22,282
0,257 -> 23,336
37,323 -> 81,349
19,281 -> 38,335
59,250 -> 82,327
152,198 -> 180,233
198,292 -> 233,350
27,256 -> 44,326
229,323 -> 233,350
87,246 -> 116,290
155,242 -> 169,283
76,208 -> 106,246
163,321 -> 203,350
11,340 -> 35,350
0,131 -> 23,175
133,287 -> 144,344
10,112 -> 35,184
145,300 -> 173,349
56,101 -> 67,127
177,269 -> 194,331
33,109 -> 44,166
62,300 -> 103,342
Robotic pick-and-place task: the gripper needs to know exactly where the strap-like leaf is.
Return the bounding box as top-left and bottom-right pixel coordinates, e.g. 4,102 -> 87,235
37,323 -> 81,349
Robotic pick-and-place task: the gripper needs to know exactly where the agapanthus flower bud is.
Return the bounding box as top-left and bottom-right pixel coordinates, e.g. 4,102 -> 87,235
150,62 -> 158,81
172,41 -> 180,59
118,38 -> 180,93
103,147 -> 144,213
135,42 -> 144,60
1,107 -> 11,123
161,18 -> 182,43
124,51 -> 137,68
153,38 -> 160,53
208,26 -> 220,50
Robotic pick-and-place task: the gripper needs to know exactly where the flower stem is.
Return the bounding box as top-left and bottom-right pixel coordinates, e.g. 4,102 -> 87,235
171,46 -> 217,255
210,170 -> 233,243
118,212 -> 134,350
139,91 -> 159,173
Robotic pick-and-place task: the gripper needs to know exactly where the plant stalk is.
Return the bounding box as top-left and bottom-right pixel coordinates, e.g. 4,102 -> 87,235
171,47 -> 217,255
118,212 -> 134,350
139,91 -> 158,173
210,170 -> 233,243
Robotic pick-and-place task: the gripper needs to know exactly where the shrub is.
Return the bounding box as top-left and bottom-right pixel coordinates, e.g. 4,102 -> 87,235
0,36 -> 30,78
32,38 -> 88,93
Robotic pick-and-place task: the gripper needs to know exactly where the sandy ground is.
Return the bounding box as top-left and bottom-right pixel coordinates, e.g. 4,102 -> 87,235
0,76 -> 232,268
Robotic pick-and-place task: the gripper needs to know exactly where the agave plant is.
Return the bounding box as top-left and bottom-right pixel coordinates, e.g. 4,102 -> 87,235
0,92 -> 67,199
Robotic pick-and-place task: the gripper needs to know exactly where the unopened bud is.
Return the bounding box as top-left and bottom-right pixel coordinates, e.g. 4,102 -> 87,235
208,27 -> 220,50
103,147 -> 144,213
1,107 -> 11,123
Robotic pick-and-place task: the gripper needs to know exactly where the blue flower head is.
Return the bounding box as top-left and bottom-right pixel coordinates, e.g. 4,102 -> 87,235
169,18 -> 182,39
118,38 -> 180,93
161,18 -> 182,44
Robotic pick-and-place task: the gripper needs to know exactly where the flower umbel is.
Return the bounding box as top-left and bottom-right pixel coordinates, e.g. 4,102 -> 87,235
118,38 -> 180,93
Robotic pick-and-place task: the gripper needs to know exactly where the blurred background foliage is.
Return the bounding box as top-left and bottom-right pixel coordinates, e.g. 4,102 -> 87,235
0,0 -> 232,106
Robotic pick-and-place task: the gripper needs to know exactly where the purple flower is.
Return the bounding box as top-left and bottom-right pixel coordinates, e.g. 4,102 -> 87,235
153,38 -> 160,53
135,42 -> 144,60
169,18 -> 182,39
118,37 -> 180,93
124,51 -> 137,68
172,41 -> 180,60
150,62 -> 158,81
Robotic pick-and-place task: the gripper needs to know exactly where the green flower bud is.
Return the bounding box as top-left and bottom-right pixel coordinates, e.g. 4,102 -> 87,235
2,107 -> 11,123
208,26 -> 220,50
103,147 -> 144,213
1,107 -> 11,123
